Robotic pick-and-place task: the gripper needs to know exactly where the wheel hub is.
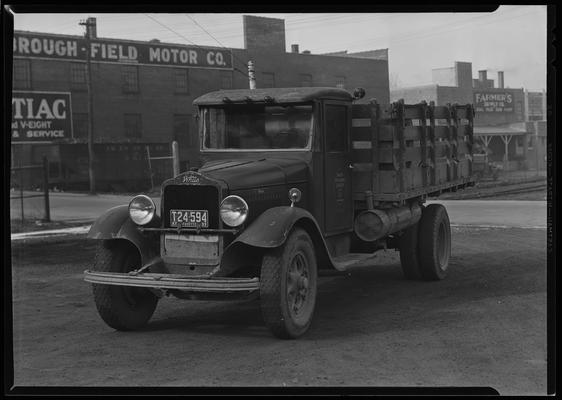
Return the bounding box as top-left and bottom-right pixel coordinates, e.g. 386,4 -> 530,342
287,252 -> 309,315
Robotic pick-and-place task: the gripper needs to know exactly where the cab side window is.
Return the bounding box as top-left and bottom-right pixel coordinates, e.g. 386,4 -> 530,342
325,105 -> 348,152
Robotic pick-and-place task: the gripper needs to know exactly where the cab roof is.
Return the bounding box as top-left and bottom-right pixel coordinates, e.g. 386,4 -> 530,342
193,87 -> 353,106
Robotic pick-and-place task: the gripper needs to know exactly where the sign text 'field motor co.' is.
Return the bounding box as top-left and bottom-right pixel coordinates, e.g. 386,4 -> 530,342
13,32 -> 233,69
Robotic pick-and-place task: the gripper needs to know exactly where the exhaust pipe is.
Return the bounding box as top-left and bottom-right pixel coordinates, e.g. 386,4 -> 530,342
354,204 -> 422,242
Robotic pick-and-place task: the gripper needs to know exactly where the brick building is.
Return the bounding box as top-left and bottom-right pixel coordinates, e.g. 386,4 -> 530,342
390,62 -> 544,172
11,15 -> 390,190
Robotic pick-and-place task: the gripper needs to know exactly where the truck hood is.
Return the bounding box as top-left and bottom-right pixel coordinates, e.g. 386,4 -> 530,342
199,157 -> 308,190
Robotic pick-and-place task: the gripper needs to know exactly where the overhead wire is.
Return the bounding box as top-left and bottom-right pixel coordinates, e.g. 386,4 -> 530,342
183,14 -> 252,78
309,7 -> 541,54
142,13 -> 248,78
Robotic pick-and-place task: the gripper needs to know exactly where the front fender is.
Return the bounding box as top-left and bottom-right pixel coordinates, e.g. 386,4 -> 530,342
87,205 -> 160,265
234,206 -> 318,248
222,206 -> 334,271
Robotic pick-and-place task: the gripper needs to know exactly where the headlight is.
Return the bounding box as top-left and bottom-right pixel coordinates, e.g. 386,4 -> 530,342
220,195 -> 249,227
128,195 -> 156,226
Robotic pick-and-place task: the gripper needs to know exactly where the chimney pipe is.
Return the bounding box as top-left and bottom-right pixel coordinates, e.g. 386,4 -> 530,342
86,17 -> 97,39
497,71 -> 504,89
291,44 -> 299,53
478,70 -> 487,82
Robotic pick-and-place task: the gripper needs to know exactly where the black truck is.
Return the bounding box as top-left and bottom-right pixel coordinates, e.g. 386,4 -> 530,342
84,87 -> 475,339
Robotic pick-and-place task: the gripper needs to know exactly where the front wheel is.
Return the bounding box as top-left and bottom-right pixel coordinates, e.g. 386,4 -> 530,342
260,228 -> 318,339
91,241 -> 158,331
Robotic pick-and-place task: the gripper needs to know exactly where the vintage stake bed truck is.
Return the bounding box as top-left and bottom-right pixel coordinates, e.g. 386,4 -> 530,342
84,87 -> 475,339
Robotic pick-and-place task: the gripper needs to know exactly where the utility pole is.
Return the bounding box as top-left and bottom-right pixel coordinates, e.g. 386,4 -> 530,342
248,61 -> 256,89
79,18 -> 96,194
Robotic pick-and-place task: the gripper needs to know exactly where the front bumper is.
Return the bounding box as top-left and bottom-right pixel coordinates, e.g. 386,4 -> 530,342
83,270 -> 260,293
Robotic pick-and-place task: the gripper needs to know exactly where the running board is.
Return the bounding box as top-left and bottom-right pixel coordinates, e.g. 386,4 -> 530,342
84,270 -> 260,293
330,252 -> 379,271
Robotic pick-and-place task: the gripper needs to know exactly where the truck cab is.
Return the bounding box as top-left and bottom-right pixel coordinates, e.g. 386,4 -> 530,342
196,87 -> 354,246
84,87 -> 475,339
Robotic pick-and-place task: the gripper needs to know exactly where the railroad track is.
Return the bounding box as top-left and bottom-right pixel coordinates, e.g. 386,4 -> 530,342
466,182 -> 547,199
441,181 -> 547,200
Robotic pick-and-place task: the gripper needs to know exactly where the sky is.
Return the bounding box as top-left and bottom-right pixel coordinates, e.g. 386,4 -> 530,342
10,6 -> 548,91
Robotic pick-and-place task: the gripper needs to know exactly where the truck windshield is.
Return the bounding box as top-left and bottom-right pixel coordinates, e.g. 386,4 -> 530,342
202,104 -> 313,150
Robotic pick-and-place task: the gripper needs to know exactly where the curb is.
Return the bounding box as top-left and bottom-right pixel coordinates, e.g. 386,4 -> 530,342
10,225 -> 92,245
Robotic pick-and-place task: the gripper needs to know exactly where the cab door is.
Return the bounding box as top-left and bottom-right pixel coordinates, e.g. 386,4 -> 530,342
323,101 -> 353,234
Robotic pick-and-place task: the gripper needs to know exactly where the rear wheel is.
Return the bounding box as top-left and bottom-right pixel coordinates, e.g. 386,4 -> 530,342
260,228 -> 317,339
399,223 -> 422,280
92,241 -> 158,330
418,204 -> 451,280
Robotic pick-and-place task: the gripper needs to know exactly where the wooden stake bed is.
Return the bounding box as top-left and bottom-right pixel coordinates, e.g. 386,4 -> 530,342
351,100 -> 475,203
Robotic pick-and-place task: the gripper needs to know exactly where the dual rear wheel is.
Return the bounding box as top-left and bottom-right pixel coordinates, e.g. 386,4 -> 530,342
399,204 -> 451,281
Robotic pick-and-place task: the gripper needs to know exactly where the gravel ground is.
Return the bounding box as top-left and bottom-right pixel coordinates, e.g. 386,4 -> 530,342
10,226 -> 548,395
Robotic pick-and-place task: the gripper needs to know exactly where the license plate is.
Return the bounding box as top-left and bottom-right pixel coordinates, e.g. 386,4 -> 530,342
170,209 -> 209,228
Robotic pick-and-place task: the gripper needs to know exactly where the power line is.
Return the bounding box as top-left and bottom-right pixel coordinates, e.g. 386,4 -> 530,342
310,7 -> 541,54
183,14 -> 250,76
142,13 -> 248,79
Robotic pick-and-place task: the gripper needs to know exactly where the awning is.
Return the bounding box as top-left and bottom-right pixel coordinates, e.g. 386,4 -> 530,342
474,123 -> 529,136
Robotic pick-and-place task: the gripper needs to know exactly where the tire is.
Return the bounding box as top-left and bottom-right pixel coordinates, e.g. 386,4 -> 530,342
92,241 -> 158,331
260,228 -> 317,339
399,223 -> 422,280
418,204 -> 451,281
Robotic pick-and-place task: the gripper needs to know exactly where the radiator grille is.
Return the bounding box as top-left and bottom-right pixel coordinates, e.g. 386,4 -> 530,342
163,185 -> 220,229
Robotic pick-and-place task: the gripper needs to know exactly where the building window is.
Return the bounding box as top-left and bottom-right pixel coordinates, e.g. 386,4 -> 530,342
335,76 -> 346,89
124,114 -> 142,138
70,62 -> 87,89
300,74 -> 312,87
220,71 -> 232,89
13,59 -> 31,89
261,72 -> 275,88
122,65 -> 139,93
173,114 -> 191,146
174,69 -> 189,94
73,113 -> 89,138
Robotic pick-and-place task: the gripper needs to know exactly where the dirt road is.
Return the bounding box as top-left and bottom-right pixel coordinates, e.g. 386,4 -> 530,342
10,226 -> 547,394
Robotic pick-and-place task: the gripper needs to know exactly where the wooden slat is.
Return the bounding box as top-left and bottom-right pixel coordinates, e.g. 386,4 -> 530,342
351,127 -> 372,142
352,148 -> 372,163
420,102 -> 429,186
352,141 -> 372,149
404,125 -> 423,140
352,163 -> 373,173
434,126 -> 450,139
433,105 -> 451,119
370,100 -> 381,194
352,118 -> 371,127
378,125 -> 394,141
352,104 -> 371,118
429,102 -> 437,185
403,104 -> 425,119
403,147 -> 423,164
